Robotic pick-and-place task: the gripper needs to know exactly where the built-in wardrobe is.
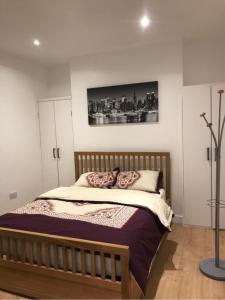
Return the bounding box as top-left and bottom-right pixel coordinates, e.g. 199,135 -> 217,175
38,97 -> 74,192
183,83 -> 225,228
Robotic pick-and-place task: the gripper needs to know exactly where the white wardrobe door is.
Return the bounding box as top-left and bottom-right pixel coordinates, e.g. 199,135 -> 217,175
211,84 -> 225,229
183,85 -> 212,226
54,100 -> 75,187
38,102 -> 59,192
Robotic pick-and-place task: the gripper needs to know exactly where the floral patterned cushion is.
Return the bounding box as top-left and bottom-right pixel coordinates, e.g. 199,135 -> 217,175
87,172 -> 115,188
75,169 -> 120,189
116,171 -> 140,189
115,170 -> 159,192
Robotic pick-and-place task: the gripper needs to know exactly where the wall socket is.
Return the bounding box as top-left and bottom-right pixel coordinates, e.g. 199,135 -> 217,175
9,191 -> 17,199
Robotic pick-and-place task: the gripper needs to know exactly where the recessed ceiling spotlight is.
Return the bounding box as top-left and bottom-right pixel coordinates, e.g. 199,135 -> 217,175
140,16 -> 150,28
33,39 -> 40,46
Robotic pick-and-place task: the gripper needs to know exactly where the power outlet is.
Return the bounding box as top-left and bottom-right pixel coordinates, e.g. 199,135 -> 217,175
9,191 -> 17,199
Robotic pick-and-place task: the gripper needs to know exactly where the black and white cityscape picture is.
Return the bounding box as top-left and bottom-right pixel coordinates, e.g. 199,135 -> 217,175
87,81 -> 158,125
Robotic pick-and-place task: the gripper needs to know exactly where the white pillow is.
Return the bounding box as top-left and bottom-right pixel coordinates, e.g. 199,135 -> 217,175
74,172 -> 92,187
115,170 -> 159,192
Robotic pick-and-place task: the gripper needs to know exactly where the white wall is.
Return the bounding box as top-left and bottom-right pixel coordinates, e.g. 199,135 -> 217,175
2,37 -> 224,220
70,42 -> 183,216
0,52 -> 47,214
47,63 -> 71,98
183,38 -> 225,86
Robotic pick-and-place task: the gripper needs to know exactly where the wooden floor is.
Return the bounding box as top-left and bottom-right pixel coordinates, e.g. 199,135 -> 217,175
145,224 -> 225,299
0,224 -> 224,299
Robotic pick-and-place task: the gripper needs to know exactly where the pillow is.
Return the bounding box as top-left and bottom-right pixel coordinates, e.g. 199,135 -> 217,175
75,168 -> 120,189
115,170 -> 159,192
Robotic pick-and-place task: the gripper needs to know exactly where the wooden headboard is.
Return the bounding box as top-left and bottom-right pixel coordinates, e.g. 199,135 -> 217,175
74,151 -> 171,202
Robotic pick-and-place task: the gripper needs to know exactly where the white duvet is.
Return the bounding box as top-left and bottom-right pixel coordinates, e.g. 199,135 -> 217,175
39,186 -> 173,230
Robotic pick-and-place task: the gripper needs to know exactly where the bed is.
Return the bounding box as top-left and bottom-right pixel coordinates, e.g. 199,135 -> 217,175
0,151 -> 172,299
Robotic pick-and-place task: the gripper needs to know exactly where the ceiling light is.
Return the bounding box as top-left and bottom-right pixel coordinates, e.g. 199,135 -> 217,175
33,39 -> 40,46
140,16 -> 150,28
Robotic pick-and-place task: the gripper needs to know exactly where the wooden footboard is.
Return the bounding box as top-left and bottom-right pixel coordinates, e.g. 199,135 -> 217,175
0,227 -> 136,299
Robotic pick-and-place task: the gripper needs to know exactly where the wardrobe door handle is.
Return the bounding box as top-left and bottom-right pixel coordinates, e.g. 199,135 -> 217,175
53,148 -> 56,159
57,148 -> 60,159
207,147 -> 210,161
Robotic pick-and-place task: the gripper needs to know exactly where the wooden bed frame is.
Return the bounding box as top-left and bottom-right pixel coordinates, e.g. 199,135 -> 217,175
0,151 -> 171,299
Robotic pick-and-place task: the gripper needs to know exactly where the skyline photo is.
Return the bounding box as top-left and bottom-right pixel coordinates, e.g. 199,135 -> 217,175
87,81 -> 159,126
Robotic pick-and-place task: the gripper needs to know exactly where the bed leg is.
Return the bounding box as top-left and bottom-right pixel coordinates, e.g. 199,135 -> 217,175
121,253 -> 130,299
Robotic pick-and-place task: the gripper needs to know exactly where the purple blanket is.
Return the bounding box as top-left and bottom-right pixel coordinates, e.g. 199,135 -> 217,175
0,205 -> 166,293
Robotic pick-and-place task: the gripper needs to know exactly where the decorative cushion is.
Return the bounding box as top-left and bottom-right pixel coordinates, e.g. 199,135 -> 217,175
87,172 -> 115,188
75,168 -> 120,189
116,171 -> 140,189
115,170 -> 159,192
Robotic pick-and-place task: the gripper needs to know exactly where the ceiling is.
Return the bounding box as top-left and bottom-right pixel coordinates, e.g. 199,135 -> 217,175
0,0 -> 225,65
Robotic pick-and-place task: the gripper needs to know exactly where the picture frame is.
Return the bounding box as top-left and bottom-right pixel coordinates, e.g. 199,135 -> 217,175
87,81 -> 158,126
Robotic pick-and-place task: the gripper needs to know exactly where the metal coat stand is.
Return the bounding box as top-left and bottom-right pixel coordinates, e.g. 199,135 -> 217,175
199,89 -> 225,280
